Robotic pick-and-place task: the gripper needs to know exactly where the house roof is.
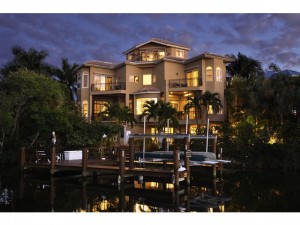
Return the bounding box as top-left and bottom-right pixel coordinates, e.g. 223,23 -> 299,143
123,38 -> 191,55
134,86 -> 161,95
81,60 -> 116,69
186,52 -> 234,64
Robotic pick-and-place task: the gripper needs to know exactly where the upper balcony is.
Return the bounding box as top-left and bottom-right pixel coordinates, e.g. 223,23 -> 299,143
91,82 -> 126,92
169,78 -> 202,89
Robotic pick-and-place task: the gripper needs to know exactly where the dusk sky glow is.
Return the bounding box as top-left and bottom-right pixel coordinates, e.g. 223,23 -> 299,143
1,1 -> 300,72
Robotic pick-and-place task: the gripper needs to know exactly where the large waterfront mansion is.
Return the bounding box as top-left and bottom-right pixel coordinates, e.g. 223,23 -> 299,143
77,38 -> 233,134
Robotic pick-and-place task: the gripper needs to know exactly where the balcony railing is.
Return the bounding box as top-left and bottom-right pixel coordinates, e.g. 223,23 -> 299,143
91,82 -> 125,91
169,78 -> 202,88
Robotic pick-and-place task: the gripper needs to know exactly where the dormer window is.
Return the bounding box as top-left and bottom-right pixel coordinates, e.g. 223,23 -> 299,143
176,49 -> 184,58
128,54 -> 133,61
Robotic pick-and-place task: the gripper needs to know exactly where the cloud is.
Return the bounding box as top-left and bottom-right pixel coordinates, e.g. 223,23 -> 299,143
0,13 -> 299,72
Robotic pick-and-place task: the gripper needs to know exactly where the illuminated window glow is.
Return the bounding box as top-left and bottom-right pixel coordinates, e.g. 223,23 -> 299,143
143,74 -> 152,85
82,101 -> 88,118
206,66 -> 213,82
176,49 -> 184,58
136,98 -> 157,115
216,67 -> 222,82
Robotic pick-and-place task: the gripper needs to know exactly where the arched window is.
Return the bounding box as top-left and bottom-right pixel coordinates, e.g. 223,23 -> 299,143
216,67 -> 222,82
206,66 -> 213,82
82,73 -> 89,88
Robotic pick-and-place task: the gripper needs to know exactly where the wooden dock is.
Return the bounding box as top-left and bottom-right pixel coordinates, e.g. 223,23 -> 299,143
20,134 -> 224,187
21,146 -> 189,187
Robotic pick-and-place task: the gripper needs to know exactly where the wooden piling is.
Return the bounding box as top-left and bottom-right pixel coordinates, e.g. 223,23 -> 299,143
82,148 -> 88,177
184,137 -> 191,185
212,137 -> 217,179
20,147 -> 25,174
212,137 -> 217,154
129,137 -> 134,168
81,180 -> 87,212
119,147 -> 125,184
50,147 -> 56,176
50,177 -> 55,211
173,148 -> 180,187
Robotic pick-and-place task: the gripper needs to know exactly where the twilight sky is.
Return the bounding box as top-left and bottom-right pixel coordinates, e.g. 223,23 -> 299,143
1,13 -> 300,72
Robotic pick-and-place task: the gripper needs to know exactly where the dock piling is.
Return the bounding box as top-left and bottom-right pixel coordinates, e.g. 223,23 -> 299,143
20,147 -> 25,174
50,147 -> 56,175
173,148 -> 180,187
82,148 -> 88,177
184,137 -> 191,185
119,147 -> 125,184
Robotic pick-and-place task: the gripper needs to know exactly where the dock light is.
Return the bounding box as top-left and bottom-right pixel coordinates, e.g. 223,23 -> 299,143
178,165 -> 186,172
52,131 -> 56,145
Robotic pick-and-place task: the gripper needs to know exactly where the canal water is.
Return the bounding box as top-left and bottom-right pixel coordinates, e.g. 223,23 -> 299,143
1,165 -> 300,213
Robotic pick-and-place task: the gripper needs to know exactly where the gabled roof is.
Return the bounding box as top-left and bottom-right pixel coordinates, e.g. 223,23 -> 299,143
123,38 -> 191,55
80,60 -> 116,69
186,52 -> 234,64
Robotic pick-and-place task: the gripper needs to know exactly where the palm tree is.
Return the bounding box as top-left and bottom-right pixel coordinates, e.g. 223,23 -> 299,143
201,91 -> 223,124
226,52 -> 264,79
225,76 -> 248,123
268,62 -> 281,72
139,100 -> 159,134
157,101 -> 179,133
0,45 -> 54,77
184,91 -> 203,134
101,102 -> 136,145
55,58 -> 79,101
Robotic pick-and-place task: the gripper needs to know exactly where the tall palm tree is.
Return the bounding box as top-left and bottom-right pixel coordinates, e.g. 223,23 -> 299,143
201,91 -> 223,124
184,91 -> 203,134
0,45 -> 54,77
157,101 -> 179,133
139,100 -> 159,133
101,102 -> 135,125
55,58 -> 79,101
268,62 -> 281,72
226,52 -> 264,79
101,102 -> 136,144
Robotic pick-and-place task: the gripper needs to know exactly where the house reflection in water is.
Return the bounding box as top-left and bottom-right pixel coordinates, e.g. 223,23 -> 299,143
18,166 -> 231,212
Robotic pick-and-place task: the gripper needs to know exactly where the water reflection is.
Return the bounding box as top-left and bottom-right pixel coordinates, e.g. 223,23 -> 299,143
0,166 -> 232,212
5,166 -> 300,212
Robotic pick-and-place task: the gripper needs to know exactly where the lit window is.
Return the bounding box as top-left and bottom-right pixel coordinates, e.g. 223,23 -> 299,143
217,108 -> 223,114
141,52 -> 147,61
206,66 -> 213,82
216,67 -> 222,82
152,75 -> 156,83
128,54 -> 133,61
129,75 -> 139,83
82,101 -> 88,118
94,101 -> 108,115
208,105 -> 214,114
186,69 -> 199,87
82,74 -> 89,88
158,51 -> 165,59
136,98 -> 157,115
170,101 -> 179,111
143,74 -> 152,85
176,49 -> 184,58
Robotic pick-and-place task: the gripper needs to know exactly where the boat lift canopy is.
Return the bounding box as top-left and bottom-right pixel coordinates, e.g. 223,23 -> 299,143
129,133 -> 217,140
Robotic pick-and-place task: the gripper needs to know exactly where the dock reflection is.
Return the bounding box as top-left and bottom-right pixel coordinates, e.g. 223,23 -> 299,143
18,167 -> 230,212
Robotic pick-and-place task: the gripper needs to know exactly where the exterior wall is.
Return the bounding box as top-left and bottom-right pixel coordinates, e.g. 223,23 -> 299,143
77,39 -> 230,134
